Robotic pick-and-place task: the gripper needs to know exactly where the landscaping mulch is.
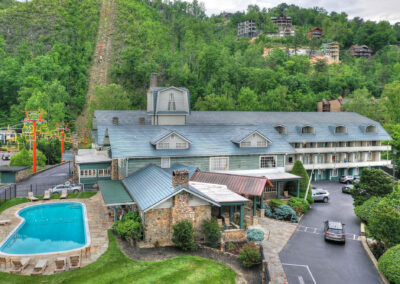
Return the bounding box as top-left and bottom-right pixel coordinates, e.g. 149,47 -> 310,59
117,237 -> 262,284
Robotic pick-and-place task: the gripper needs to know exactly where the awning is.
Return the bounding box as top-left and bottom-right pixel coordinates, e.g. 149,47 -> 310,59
216,169 -> 302,181
98,180 -> 135,206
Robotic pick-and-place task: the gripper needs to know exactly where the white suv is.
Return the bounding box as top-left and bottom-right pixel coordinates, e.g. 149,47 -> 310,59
49,183 -> 82,194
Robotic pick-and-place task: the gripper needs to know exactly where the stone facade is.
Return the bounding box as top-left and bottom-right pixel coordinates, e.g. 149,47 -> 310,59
223,229 -> 246,242
15,169 -> 31,182
143,208 -> 172,246
171,192 -> 195,224
111,158 -> 119,180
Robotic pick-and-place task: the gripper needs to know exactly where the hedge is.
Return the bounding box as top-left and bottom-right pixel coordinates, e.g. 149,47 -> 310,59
378,244 -> 400,284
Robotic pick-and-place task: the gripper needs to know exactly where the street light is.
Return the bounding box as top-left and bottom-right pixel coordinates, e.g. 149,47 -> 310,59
393,150 -> 397,188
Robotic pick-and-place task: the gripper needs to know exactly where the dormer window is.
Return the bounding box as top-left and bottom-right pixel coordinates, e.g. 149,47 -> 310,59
112,117 -> 119,125
335,125 -> 347,134
301,126 -> 315,134
238,131 -> 269,148
366,125 -> 377,133
275,125 -> 287,135
152,130 -> 191,150
168,93 -> 176,111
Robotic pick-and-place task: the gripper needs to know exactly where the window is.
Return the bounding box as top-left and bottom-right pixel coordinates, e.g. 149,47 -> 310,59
240,141 -> 251,147
274,125 -> 287,135
367,152 -> 372,161
287,156 -> 294,164
176,142 -> 188,149
168,93 -> 176,111
355,153 -> 360,162
210,157 -> 229,171
98,168 -> 111,177
260,156 -> 276,168
317,142 -> 325,148
354,168 -> 359,175
257,141 -> 267,147
80,169 -> 96,177
161,157 -> 170,168
301,126 -> 315,134
332,168 -> 338,177
318,155 -> 324,164
366,125 -> 377,133
318,169 -> 322,176
367,141 -> 372,146
332,155 -> 337,163
295,143 -> 300,148
157,142 -> 170,149
335,126 -> 347,134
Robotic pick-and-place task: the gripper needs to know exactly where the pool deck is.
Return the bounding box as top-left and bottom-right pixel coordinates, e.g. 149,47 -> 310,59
0,192 -> 111,275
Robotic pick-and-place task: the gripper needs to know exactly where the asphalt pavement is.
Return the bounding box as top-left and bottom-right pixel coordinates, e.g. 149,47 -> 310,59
280,181 -> 382,284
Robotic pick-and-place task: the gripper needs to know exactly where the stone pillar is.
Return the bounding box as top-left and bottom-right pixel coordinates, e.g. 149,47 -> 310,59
150,73 -> 158,87
111,158 -> 119,180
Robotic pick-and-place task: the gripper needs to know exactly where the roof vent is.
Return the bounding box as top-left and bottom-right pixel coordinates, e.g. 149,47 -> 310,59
112,117 -> 119,126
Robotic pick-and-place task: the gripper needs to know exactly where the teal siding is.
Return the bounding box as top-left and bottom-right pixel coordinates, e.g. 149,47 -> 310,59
1,172 -> 15,183
170,157 -> 210,171
128,158 -> 161,175
229,155 -> 259,170
79,162 -> 112,188
80,162 -> 111,170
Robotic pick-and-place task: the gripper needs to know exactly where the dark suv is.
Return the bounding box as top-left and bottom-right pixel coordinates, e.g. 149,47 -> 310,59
324,221 -> 346,243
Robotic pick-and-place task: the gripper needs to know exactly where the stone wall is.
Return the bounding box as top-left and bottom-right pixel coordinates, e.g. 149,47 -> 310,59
223,229 -> 246,242
171,192 -> 195,225
143,208 -> 172,246
193,205 -> 211,240
15,169 -> 31,183
111,158 -> 119,180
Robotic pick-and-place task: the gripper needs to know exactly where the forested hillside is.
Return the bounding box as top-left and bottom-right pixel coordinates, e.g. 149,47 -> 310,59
0,0 -> 99,127
111,0 -> 400,114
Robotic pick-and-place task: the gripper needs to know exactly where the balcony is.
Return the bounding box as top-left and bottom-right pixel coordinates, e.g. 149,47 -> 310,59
285,160 -> 392,171
293,145 -> 391,154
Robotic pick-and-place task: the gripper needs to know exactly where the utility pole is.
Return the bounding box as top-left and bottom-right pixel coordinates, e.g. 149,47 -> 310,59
55,122 -> 70,164
81,128 -> 89,146
22,111 -> 46,173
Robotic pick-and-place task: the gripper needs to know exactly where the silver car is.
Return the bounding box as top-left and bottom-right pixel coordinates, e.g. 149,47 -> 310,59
312,188 -> 330,203
339,175 -> 354,184
49,183 -> 82,194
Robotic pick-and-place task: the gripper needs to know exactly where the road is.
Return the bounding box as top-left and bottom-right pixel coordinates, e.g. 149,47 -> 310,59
280,181 -> 382,284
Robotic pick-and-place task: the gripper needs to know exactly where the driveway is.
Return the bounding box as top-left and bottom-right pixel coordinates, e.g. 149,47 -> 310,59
280,181 -> 382,284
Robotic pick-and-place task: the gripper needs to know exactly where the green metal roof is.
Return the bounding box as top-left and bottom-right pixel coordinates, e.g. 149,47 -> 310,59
98,180 -> 134,206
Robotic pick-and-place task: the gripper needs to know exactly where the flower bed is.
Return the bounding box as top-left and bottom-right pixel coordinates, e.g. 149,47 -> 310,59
225,241 -> 247,255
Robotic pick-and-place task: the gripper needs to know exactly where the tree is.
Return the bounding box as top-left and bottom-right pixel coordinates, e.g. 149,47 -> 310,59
172,220 -> 196,251
378,244 -> 400,284
350,169 -> 393,206
90,84 -> 132,111
369,188 -> 400,248
201,218 -> 221,248
10,148 -> 46,167
290,160 -> 313,202
237,87 -> 260,111
382,81 -> 400,123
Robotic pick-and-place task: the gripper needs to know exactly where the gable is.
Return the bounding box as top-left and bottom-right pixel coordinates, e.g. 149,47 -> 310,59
240,132 -> 268,147
157,132 -> 189,149
155,87 -> 189,114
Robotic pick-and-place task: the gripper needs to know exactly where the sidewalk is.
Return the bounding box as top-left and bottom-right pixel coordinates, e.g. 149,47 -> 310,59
250,217 -> 297,284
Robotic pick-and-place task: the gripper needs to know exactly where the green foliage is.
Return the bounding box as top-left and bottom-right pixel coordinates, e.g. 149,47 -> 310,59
262,203 -> 273,217
350,168 -> 393,206
273,205 -> 299,223
369,188 -> 400,248
10,147 -> 46,167
201,218 -> 221,248
239,241 -> 261,268
378,244 -> 400,284
112,212 -> 143,242
246,228 -> 264,242
172,220 -> 196,251
354,196 -> 382,223
290,160 -> 313,202
37,139 -> 61,165
269,199 -> 285,209
89,84 -> 132,111
288,197 -> 311,215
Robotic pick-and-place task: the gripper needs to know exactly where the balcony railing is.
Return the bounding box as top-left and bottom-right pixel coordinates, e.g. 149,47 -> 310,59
293,145 -> 391,154
285,160 -> 391,171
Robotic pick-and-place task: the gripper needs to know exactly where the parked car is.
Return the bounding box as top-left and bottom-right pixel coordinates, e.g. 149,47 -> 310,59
1,152 -> 10,160
324,220 -> 346,243
49,183 -> 82,194
353,175 -> 360,183
312,188 -> 330,203
342,184 -> 354,194
339,175 -> 354,184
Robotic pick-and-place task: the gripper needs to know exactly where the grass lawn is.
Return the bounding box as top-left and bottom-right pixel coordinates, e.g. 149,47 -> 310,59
0,231 -> 236,284
0,192 -> 97,214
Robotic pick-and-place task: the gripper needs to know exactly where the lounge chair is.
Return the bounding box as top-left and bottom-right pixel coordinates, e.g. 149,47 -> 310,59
43,190 -> 51,201
28,192 -> 39,202
0,257 -> 7,268
10,258 -> 30,274
60,189 -> 68,199
54,257 -> 67,272
69,255 -> 80,269
31,259 -> 48,275
0,219 -> 11,226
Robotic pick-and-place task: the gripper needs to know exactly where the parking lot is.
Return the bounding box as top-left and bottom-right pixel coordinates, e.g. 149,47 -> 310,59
280,181 -> 382,284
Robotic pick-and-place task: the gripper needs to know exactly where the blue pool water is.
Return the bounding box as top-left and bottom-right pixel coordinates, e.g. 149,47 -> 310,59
0,202 -> 88,255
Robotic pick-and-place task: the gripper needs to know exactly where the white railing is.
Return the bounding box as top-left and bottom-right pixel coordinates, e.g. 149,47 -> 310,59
285,160 -> 391,171
294,145 -> 391,154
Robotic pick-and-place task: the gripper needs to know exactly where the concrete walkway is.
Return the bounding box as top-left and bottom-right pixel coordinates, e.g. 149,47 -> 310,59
250,217 -> 297,284
0,192 -> 110,275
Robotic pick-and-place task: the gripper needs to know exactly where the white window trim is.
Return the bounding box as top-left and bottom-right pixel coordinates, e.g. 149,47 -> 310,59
331,168 -> 338,177
161,157 -> 171,168
80,169 -> 96,178
259,156 -> 277,169
354,168 -> 359,175
98,168 -> 111,177
209,157 -> 229,171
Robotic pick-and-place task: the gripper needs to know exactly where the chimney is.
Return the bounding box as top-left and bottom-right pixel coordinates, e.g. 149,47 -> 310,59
112,117 -> 119,126
150,73 -> 158,87
172,170 -> 189,188
139,117 -> 145,125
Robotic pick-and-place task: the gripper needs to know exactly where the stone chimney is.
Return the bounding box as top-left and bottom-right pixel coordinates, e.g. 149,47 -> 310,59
139,117 -> 145,125
172,170 -> 189,188
150,73 -> 158,87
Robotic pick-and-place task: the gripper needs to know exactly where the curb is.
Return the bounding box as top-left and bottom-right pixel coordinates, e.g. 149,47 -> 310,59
360,222 -> 390,284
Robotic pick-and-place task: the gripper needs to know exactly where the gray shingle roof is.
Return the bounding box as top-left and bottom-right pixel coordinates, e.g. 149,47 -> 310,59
150,130 -> 191,145
122,164 -> 219,211
163,163 -> 198,179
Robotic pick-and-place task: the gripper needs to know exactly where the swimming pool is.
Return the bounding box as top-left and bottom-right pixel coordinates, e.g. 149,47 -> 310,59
0,202 -> 90,255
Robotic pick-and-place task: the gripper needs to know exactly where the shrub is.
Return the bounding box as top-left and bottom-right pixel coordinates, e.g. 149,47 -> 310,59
288,197 -> 310,215
239,241 -> 261,268
247,228 -> 264,242
123,211 -> 141,222
10,147 -> 46,167
273,205 -> 299,223
378,244 -> 400,284
262,203 -> 274,217
354,196 -> 382,223
202,218 -> 221,248
269,199 -> 285,209
112,219 -> 143,242
290,160 -> 313,202
172,220 -> 196,251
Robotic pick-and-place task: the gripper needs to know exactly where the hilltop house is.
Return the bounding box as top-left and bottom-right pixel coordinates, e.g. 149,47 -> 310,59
237,20 -> 261,39
321,42 -> 340,62
308,28 -> 323,39
349,45 -> 373,58
317,97 -> 346,112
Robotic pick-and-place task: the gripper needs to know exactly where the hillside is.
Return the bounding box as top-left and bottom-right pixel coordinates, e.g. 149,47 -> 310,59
0,0 -> 99,127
